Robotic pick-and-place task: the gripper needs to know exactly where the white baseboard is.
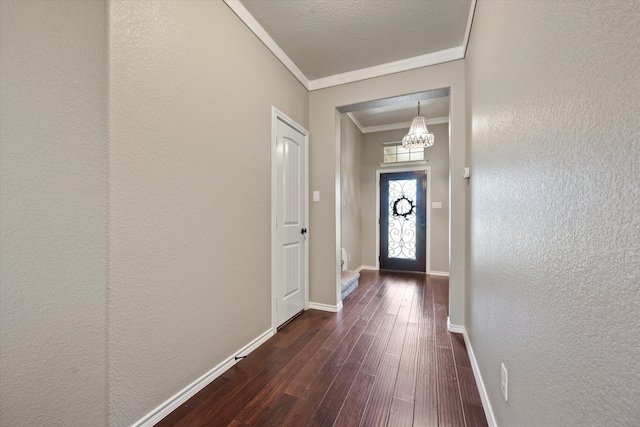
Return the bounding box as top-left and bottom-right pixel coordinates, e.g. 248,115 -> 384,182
356,265 -> 378,272
462,328 -> 498,427
131,328 -> 274,427
447,316 -> 465,334
308,301 -> 343,312
429,270 -> 450,277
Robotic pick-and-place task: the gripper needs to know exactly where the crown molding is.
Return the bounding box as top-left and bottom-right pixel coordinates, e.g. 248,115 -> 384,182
224,0 -> 310,89
226,0 -> 474,91
308,47 -> 464,91
347,115 -> 449,134
463,0 -> 478,56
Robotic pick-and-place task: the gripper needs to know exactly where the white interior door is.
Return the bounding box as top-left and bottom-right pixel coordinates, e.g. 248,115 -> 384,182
274,112 -> 308,328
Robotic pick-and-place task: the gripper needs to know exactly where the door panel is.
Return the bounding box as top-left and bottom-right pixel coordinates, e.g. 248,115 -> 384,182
283,136 -> 300,224
379,171 -> 427,272
275,117 -> 307,327
283,242 -> 300,297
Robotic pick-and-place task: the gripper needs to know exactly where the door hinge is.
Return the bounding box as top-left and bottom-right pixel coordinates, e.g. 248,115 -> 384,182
275,215 -> 278,228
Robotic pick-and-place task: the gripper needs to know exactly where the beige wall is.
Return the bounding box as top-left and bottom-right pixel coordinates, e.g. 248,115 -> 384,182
309,61 -> 467,326
108,1 -> 307,425
426,124 -> 450,273
466,1 -> 640,425
360,125 -> 450,272
1,1 -> 307,426
340,115 -> 363,270
0,1 -> 108,425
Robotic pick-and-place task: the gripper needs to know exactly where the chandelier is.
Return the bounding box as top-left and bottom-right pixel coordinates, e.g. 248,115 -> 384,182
402,101 -> 435,149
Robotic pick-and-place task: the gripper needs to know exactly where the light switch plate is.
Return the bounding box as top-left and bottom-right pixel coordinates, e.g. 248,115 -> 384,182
432,202 -> 442,209
313,191 -> 320,202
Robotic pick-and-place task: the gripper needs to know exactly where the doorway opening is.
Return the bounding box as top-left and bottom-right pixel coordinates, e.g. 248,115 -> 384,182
337,88 -> 450,301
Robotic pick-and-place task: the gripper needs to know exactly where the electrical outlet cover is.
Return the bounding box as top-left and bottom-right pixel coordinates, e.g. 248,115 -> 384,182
501,363 -> 508,401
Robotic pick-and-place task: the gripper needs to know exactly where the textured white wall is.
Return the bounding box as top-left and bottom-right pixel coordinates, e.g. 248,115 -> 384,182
360,126 -> 450,272
108,1 -> 308,425
466,1 -> 640,425
0,1 -> 108,425
340,115 -> 363,270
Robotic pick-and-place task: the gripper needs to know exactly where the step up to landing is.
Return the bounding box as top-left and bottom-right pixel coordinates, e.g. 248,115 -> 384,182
341,270 -> 359,300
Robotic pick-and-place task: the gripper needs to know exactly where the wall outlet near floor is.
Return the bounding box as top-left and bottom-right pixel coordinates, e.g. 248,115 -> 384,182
501,362 -> 508,401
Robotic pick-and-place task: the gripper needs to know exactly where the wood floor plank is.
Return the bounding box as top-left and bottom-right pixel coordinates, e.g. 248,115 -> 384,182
198,363 -> 282,426
285,309 -> 371,398
388,397 -> 415,427
421,277 -> 435,338
457,366 -> 489,427
385,287 -> 414,356
234,302 -> 366,424
282,347 -> 333,398
360,352 -> 401,427
359,313 -> 396,375
361,280 -> 401,336
333,371 -> 376,427
286,284 -> 387,426
433,282 -> 451,350
273,309 -> 329,348
226,420 -> 251,427
234,324 -> 334,424
408,276 -> 426,324
168,347 -> 286,427
307,326 -> 377,426
385,281 -> 408,315
436,346 -> 465,427
413,294 -> 438,427
451,332 -> 472,369
281,361 -> 341,427
283,284 -> 378,398
196,311 -> 330,426
246,392 -> 299,427
393,322 -> 419,402
154,376 -> 230,427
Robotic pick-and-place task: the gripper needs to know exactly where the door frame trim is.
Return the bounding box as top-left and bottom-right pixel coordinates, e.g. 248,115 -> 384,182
376,165 -> 432,273
271,107 -> 310,333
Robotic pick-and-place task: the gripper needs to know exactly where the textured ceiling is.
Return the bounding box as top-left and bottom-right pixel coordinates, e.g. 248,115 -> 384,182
228,0 -> 468,126
350,96 -> 450,131
238,0 -> 473,80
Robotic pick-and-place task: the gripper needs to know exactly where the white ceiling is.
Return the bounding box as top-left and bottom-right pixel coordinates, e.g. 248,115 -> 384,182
225,0 -> 475,91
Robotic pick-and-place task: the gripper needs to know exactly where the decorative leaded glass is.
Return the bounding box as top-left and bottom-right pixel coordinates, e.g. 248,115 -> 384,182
387,178 -> 417,260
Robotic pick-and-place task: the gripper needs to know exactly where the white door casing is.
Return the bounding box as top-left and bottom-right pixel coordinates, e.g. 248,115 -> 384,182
272,108 -> 309,329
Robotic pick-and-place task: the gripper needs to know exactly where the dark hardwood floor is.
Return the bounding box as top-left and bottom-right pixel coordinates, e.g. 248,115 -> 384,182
156,270 -> 488,426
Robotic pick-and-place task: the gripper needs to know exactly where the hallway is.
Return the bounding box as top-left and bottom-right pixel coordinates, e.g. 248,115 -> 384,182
157,270 -> 487,426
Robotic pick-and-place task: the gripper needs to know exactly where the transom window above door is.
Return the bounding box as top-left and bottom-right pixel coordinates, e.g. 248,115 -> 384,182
382,142 -> 424,164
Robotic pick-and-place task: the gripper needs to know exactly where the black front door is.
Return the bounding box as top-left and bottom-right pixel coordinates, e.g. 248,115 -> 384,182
379,171 -> 427,272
